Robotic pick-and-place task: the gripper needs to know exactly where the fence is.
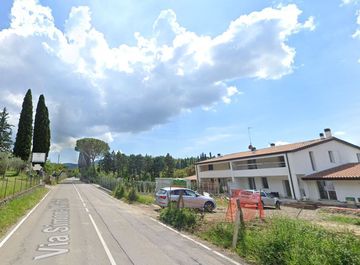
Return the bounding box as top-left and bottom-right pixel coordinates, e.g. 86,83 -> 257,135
96,176 -> 156,194
0,176 -> 41,202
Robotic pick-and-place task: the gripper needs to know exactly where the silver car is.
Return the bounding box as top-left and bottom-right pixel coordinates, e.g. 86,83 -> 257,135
246,190 -> 281,209
155,187 -> 216,212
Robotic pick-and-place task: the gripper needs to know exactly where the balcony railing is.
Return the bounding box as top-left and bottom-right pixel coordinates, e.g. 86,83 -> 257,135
232,161 -> 286,170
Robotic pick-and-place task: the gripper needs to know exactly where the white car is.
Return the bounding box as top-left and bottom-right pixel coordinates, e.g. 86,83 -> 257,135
155,187 -> 216,212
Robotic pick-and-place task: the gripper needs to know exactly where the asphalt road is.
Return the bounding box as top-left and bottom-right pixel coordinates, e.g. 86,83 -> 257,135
0,178 -> 244,265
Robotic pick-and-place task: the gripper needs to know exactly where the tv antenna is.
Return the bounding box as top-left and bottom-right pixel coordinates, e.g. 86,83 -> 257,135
248,127 -> 253,145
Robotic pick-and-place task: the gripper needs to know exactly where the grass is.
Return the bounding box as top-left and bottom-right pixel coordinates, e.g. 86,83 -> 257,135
0,175 -> 40,200
214,196 -> 229,208
0,187 -> 48,238
323,214 -> 360,226
136,193 -> 155,205
198,217 -> 360,265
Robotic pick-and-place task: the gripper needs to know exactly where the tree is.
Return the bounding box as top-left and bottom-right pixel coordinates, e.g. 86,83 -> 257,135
0,107 -> 13,152
13,89 -> 33,161
163,153 -> 175,178
75,138 -> 110,168
33,95 -> 51,160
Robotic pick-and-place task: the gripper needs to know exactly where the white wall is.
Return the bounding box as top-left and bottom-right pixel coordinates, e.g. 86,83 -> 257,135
232,167 -> 288,177
288,139 -> 360,175
304,180 -> 360,202
231,176 -> 289,198
334,181 -> 360,202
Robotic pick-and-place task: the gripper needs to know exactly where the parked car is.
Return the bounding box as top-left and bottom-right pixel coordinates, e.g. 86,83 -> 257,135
245,190 -> 281,209
155,187 -> 216,212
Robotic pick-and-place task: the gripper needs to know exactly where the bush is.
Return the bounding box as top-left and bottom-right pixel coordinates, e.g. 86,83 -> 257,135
199,217 -> 360,265
159,207 -> 198,231
113,184 -> 125,199
126,187 -> 138,203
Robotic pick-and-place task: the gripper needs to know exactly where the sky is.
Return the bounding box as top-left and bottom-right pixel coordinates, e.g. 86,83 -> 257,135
0,0 -> 360,163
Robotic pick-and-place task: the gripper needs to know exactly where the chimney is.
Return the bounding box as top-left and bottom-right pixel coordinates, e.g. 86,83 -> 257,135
324,128 -> 332,138
319,133 -> 325,140
270,143 -> 275,147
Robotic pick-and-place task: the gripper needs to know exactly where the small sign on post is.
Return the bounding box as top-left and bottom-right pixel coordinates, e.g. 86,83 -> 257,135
32,153 -> 46,163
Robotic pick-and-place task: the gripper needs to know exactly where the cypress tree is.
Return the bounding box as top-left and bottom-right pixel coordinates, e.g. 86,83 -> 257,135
13,89 -> 33,161
0,107 -> 13,152
33,95 -> 51,160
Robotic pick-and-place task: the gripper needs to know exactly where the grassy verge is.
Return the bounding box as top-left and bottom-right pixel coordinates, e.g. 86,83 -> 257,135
0,187 -> 48,238
197,217 -> 360,265
137,193 -> 155,205
322,214 -> 360,226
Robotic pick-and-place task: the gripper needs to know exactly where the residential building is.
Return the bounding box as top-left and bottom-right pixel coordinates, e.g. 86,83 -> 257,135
195,129 -> 360,202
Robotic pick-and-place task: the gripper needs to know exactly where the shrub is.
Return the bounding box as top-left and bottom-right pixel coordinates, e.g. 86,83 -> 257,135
126,187 -> 138,203
159,207 -> 198,231
113,184 -> 125,199
199,217 -> 360,265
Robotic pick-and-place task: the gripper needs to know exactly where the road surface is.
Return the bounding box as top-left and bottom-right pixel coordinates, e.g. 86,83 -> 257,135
0,178 -> 244,265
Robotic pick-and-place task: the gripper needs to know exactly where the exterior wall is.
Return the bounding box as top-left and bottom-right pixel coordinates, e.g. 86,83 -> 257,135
230,176 -> 290,198
288,140 -> 360,175
232,167 -> 288,177
287,139 -> 360,200
333,181 -> 360,202
305,180 -> 360,202
198,169 -> 232,179
197,138 -> 360,201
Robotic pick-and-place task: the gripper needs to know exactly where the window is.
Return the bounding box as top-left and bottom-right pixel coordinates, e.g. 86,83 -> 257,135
357,153 -> 360,163
309,151 -> 316,171
328,151 -> 335,163
248,177 -> 256,189
208,164 -> 213,171
261,177 -> 269,189
184,190 -> 196,197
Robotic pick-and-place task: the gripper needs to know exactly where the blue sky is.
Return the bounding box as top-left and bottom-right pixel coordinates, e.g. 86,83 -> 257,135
0,0 -> 360,163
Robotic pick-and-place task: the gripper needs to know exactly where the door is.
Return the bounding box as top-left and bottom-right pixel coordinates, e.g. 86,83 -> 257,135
317,181 -> 337,200
283,180 -> 292,198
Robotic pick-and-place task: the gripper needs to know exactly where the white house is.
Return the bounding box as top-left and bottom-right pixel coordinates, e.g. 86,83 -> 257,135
195,129 -> 360,203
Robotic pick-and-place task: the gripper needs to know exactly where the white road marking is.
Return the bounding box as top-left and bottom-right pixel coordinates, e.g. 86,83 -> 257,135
150,217 -> 243,265
0,189 -> 51,248
73,184 -> 117,265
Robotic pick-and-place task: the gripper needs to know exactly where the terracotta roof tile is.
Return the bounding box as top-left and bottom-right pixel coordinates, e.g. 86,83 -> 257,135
302,163 -> 360,180
197,138 -> 329,164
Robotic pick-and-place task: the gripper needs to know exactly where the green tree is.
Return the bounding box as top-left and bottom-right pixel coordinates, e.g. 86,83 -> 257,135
13,89 -> 33,161
75,138 -> 110,168
0,107 -> 13,152
33,95 -> 51,160
163,153 -> 175,178
101,151 -> 113,173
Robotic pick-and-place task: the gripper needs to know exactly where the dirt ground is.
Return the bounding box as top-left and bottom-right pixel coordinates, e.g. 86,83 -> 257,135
135,201 -> 360,236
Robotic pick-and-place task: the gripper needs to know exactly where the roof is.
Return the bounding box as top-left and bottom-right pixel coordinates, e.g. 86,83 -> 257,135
196,137 -> 360,165
302,163 -> 360,180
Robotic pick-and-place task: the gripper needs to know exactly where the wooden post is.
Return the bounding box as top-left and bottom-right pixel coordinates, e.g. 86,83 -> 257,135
12,178 -> 17,195
232,198 -> 245,248
177,190 -> 184,209
3,178 -> 9,199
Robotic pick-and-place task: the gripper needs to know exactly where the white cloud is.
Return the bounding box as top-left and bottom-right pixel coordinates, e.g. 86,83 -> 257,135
0,1 -> 313,152
274,141 -> 290,146
334,131 -> 347,136
341,0 -> 360,5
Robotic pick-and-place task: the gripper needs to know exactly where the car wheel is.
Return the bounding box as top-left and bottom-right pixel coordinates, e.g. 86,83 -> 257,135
275,201 -> 281,210
204,201 -> 215,212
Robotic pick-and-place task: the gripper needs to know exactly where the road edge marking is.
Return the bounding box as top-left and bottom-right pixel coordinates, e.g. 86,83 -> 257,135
0,188 -> 51,248
73,184 -> 117,265
150,217 -> 243,265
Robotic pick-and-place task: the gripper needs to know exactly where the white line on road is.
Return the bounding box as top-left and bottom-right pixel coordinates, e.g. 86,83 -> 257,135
0,189 -> 51,248
150,217 -> 243,265
73,184 -> 117,265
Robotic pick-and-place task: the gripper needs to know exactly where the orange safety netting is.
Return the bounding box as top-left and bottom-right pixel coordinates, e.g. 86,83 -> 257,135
226,189 -> 265,222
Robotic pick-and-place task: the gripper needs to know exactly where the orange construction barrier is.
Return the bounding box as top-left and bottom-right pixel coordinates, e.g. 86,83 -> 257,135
226,189 -> 265,222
